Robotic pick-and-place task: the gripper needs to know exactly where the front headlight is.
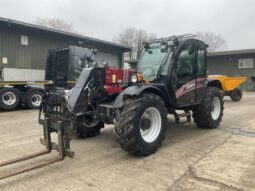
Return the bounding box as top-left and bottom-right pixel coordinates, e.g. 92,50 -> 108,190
131,75 -> 138,83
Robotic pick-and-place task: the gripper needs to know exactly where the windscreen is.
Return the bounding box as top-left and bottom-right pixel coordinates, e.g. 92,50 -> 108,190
137,43 -> 170,81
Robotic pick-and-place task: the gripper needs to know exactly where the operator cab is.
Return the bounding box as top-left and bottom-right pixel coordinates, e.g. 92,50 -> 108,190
136,35 -> 207,107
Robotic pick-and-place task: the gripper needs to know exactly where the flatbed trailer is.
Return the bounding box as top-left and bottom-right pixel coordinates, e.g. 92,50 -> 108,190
0,80 -> 52,110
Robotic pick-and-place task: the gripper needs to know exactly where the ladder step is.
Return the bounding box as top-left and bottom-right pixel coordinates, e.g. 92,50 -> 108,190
179,112 -> 191,118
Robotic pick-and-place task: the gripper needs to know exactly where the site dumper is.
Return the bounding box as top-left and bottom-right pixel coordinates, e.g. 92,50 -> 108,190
209,75 -> 247,101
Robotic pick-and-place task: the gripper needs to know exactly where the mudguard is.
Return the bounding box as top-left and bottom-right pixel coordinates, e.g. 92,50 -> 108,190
206,78 -> 223,90
113,84 -> 168,108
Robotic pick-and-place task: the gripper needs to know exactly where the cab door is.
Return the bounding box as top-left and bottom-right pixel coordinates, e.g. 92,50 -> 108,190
194,42 -> 207,104
172,41 -> 197,107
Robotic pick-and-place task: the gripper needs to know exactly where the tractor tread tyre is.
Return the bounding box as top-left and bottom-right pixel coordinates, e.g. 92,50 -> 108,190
193,87 -> 224,129
115,93 -> 168,156
26,90 -> 44,109
0,88 -> 20,110
230,88 -> 242,102
78,122 -> 104,138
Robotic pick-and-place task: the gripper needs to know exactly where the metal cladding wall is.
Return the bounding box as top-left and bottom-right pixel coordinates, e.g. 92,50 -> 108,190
207,53 -> 255,90
207,53 -> 255,77
0,20 -> 129,74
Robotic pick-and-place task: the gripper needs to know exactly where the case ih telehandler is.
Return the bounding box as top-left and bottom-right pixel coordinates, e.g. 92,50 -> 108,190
0,35 -> 224,179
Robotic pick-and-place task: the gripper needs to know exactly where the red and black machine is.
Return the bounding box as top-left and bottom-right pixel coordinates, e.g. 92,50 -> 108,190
1,36 -> 225,180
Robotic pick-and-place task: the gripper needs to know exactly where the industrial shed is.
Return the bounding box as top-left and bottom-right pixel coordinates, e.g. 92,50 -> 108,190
207,49 -> 255,90
0,17 -> 130,81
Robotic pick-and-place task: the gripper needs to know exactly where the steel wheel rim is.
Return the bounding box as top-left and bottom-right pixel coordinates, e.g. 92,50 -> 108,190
31,94 -> 42,107
140,107 -> 162,143
2,92 -> 17,106
211,97 -> 221,120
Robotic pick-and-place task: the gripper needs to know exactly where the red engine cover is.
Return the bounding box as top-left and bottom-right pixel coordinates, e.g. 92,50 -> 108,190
105,67 -> 135,85
104,67 -> 136,95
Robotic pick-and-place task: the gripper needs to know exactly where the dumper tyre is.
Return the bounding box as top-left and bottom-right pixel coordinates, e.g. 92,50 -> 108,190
0,88 -> 20,110
230,88 -> 242,102
26,90 -> 44,109
77,119 -> 104,138
115,93 -> 168,156
193,87 -> 224,129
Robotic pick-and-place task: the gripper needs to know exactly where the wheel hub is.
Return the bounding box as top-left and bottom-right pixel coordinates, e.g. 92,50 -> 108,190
31,94 -> 42,107
2,92 -> 16,106
211,96 -> 221,120
140,107 -> 162,143
141,116 -> 151,131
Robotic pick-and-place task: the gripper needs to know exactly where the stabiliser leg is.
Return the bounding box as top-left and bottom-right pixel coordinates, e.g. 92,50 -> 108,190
0,117 -> 74,180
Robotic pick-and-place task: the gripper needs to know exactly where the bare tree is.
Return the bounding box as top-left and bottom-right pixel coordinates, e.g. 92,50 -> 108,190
195,31 -> 227,52
113,28 -> 156,60
36,17 -> 75,32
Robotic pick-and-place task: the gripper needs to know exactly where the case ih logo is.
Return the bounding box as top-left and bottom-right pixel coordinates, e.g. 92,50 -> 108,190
182,83 -> 195,91
176,78 -> 205,98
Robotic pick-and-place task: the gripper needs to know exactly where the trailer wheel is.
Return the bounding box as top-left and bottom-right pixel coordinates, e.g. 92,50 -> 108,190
193,87 -> 224,129
230,88 -> 242,102
115,94 -> 167,156
77,117 -> 104,138
0,88 -> 20,110
26,90 -> 44,109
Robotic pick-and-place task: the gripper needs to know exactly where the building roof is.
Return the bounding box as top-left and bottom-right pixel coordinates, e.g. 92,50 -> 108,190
208,49 -> 255,57
0,17 -> 131,52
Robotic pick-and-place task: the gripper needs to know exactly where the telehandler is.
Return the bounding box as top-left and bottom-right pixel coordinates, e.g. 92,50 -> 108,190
0,35 -> 224,179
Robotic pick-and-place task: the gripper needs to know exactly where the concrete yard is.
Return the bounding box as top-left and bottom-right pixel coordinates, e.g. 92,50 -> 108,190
0,92 -> 255,191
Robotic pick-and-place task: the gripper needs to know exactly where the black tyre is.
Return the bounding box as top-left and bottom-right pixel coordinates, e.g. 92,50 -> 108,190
26,90 -> 44,109
230,88 -> 242,102
77,117 -> 104,138
115,94 -> 168,156
193,87 -> 224,129
0,88 -> 20,110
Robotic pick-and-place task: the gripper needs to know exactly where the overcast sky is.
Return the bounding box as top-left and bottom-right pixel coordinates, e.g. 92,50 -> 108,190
0,0 -> 254,50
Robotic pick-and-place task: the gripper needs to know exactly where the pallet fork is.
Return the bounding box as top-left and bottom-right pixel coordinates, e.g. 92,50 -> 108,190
0,116 -> 74,180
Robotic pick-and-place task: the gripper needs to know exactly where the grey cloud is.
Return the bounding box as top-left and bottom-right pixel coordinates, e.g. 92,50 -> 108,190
0,0 -> 255,49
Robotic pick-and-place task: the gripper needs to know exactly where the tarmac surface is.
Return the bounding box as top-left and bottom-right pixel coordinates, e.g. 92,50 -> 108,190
0,92 -> 255,191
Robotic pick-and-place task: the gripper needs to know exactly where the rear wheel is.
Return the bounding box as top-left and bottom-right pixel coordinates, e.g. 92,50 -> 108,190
0,88 -> 20,110
230,88 -> 242,102
193,87 -> 224,129
115,94 -> 168,156
26,90 -> 44,109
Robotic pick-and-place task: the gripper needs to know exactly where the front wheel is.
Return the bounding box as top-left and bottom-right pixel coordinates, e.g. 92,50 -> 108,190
115,94 -> 168,156
193,87 -> 224,129
77,116 -> 104,138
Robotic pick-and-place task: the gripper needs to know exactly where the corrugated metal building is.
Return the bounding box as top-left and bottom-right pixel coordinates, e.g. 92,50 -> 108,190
207,49 -> 255,90
0,17 -> 130,81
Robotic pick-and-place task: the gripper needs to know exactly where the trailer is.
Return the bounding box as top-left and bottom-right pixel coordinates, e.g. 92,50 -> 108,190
0,81 -> 52,110
0,17 -> 131,111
